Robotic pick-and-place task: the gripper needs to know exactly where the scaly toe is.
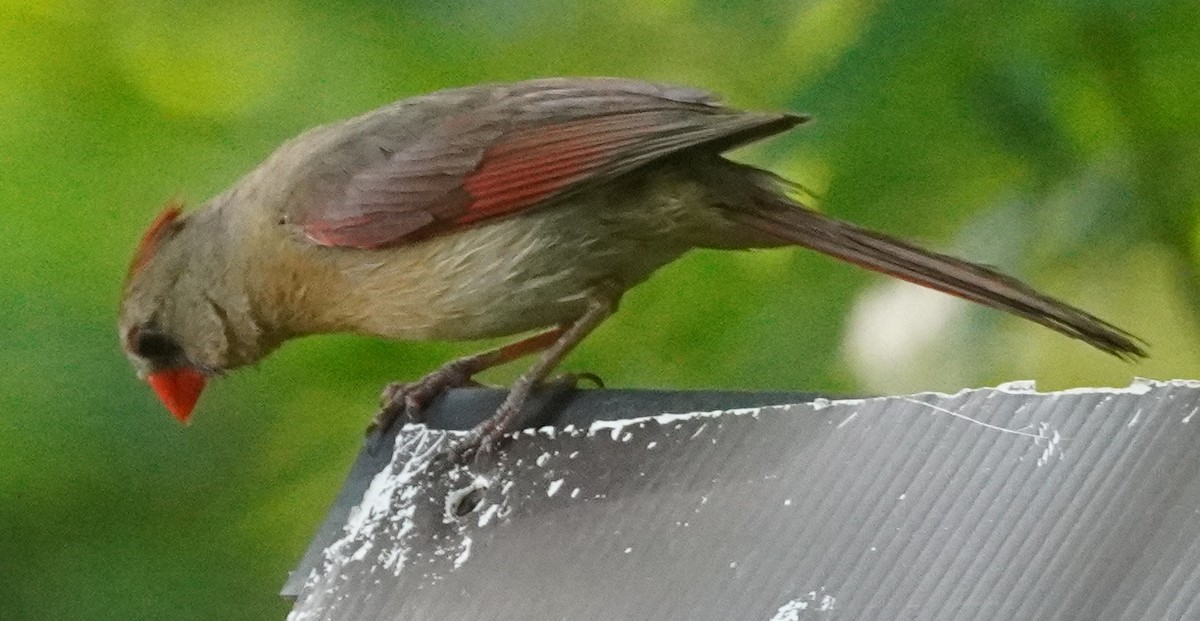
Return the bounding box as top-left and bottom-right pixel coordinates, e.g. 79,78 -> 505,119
443,435 -> 478,465
378,381 -> 410,408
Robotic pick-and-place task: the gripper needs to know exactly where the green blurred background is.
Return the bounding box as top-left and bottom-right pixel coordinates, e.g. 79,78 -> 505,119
2,0 -> 1198,618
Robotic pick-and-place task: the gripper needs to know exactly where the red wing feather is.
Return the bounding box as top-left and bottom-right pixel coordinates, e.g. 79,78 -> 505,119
299,82 -> 805,249
460,115 -> 648,222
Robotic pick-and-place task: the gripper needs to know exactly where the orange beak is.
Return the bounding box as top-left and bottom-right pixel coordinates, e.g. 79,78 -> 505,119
147,368 -> 207,424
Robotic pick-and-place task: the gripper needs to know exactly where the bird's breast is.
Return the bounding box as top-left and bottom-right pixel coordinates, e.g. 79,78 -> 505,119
300,178 -> 711,341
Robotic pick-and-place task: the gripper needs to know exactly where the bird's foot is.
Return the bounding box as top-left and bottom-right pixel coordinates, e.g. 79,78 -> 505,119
442,401 -> 520,465
366,359 -> 481,453
440,375 -> 543,465
440,371 -> 602,465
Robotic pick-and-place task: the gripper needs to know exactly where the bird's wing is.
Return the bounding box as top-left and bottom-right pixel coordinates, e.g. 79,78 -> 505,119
296,78 -> 805,249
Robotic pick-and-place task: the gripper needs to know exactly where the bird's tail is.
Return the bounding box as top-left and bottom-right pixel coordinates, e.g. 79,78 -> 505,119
719,170 -> 1145,359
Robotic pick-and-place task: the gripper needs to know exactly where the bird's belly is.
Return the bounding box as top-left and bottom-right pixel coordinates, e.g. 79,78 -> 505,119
332,198 -> 694,341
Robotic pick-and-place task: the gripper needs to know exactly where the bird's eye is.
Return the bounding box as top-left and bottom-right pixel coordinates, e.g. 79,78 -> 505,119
133,329 -> 181,360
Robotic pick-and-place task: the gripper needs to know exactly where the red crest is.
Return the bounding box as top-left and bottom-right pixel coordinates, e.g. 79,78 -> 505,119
127,201 -> 184,280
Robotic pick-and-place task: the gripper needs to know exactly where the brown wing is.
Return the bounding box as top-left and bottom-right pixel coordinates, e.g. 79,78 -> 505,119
297,78 -> 806,249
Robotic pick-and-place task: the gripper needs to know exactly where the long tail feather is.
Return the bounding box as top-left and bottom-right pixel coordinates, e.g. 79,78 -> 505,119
723,186 -> 1146,360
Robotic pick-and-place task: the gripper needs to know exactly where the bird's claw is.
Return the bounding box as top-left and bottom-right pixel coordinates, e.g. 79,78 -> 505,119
370,363 -> 603,460
439,428 -> 509,466
543,371 -> 604,390
366,362 -> 480,454
371,382 -> 423,427
430,371 -> 601,464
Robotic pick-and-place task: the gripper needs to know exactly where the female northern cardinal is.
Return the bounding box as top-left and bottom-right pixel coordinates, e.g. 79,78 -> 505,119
117,78 -> 1143,459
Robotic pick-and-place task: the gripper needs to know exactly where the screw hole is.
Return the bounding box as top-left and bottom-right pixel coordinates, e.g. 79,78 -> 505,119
453,488 -> 483,516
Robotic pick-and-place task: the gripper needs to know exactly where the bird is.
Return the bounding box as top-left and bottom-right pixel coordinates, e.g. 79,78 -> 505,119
117,77 -> 1144,460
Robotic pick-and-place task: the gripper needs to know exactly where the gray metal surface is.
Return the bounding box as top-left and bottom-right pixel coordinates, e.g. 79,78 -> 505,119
282,388 -> 820,599
286,380 -> 1200,620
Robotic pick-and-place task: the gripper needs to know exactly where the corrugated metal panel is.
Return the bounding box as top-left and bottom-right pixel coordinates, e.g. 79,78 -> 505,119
286,381 -> 1200,621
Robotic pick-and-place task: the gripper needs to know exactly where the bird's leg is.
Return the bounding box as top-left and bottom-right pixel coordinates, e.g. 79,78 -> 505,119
451,287 -> 620,463
368,326 -> 566,438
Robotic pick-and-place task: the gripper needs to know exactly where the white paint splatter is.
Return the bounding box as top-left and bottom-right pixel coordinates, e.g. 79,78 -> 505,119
588,409 -> 756,439
452,536 -> 472,569
318,430 -> 445,579
546,479 -> 563,497
770,589 -> 837,620
476,504 -> 499,528
995,380 -> 1038,393
588,380 -> 1186,452
1036,425 -> 1065,467
1051,377 -> 1190,395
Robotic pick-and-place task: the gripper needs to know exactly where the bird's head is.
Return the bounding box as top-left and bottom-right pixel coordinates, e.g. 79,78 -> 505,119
118,203 -> 236,424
